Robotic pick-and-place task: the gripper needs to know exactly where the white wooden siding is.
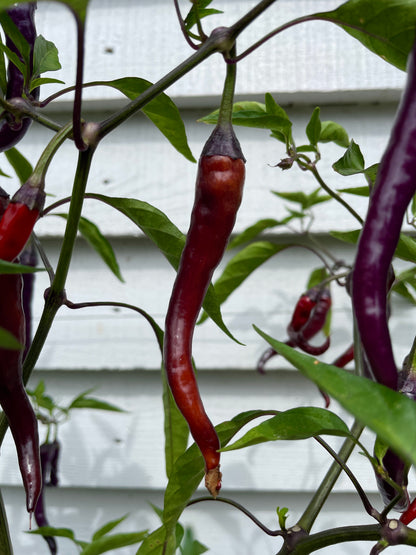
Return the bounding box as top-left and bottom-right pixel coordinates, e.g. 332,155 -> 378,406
0,1 -> 414,554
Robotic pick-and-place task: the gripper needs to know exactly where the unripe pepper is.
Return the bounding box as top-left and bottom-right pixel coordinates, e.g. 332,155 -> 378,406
0,2 -> 39,152
164,122 -> 245,496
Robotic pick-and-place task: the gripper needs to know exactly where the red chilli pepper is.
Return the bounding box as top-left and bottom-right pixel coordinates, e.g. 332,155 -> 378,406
0,180 -> 45,261
0,272 -> 41,514
400,497 -> 416,525
164,123 -> 245,497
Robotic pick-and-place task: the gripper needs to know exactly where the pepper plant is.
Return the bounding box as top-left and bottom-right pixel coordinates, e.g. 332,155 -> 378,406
0,0 -> 416,553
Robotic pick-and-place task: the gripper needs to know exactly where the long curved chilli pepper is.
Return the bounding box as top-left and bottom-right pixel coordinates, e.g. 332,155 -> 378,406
164,123 -> 245,497
0,2 -> 39,152
352,40 -> 416,391
0,272 -> 41,513
0,180 -> 45,261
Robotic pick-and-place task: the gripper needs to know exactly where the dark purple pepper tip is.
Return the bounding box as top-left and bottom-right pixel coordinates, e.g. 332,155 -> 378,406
201,123 -> 245,161
12,181 -> 45,211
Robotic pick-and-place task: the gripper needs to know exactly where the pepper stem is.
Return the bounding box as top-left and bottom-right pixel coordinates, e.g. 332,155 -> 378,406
28,121 -> 73,189
217,45 -> 237,129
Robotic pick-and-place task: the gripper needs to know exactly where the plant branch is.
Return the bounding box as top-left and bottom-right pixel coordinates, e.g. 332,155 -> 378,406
307,164 -> 363,224
72,16 -> 87,151
187,496 -> 284,537
314,436 -> 379,520
296,419 -> 364,533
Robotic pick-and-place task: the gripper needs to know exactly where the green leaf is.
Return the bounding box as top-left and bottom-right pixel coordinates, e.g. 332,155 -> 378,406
315,0 -> 416,71
5,147 -> 33,184
184,0 -> 223,31
162,366 -> 189,479
179,528 -> 208,555
68,397 -> 125,412
0,41 -> 25,77
200,99 -> 292,140
28,526 -> 82,545
319,120 -> 350,147
364,163 -> 379,187
254,327 -> 416,466
0,326 -> 21,349
139,411 -> 273,555
227,216 -> 295,249
29,77 -> 65,91
222,407 -> 349,451
307,267 -> 329,289
330,229 -> 416,263
67,389 -> 124,412
33,35 -> 62,76
99,78 -> 195,163
276,507 -> 289,530
82,531 -> 148,555
337,186 -> 370,197
0,260 -> 43,273
273,188 -> 331,211
306,107 -> 321,146
88,194 -> 239,343
332,140 -> 365,176
199,241 -> 289,324
54,214 -> 124,282
0,10 -> 30,66
0,34 -> 7,96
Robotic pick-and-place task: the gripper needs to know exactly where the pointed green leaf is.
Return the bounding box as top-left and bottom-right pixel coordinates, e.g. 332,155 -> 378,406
227,216 -> 295,249
306,107 -> 321,146
28,526 -> 80,544
179,528 -> 208,555
273,188 -> 331,211
332,140 -> 365,176
315,0 -> 416,71
5,147 -> 33,184
0,326 -> 21,349
0,260 -> 43,273
319,120 -> 350,147
88,194 -> 239,343
0,10 -> 30,66
81,531 -> 148,555
337,186 -> 369,197
0,34 -> 7,96
222,407 -> 349,451
162,366 -> 189,479
254,327 -> 416,466
33,35 -> 61,76
199,241 -> 289,324
97,78 -> 195,162
29,77 -> 65,91
68,396 -> 125,412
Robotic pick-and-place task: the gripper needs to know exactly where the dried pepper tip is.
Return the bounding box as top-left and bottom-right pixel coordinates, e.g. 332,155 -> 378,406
205,466 -> 222,498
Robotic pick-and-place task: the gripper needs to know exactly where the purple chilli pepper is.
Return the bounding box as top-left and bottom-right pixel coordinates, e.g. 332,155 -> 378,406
35,442 -> 59,554
0,2 -> 39,152
352,39 -> 416,391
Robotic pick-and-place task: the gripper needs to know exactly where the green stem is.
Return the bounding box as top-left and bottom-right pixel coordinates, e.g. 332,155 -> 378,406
0,489 -> 12,555
29,122 -> 73,187
296,419 -> 364,533
72,17 -> 87,151
98,37 -> 219,139
229,0 -> 279,41
308,164 -> 363,225
217,45 -> 237,128
287,524 -> 381,554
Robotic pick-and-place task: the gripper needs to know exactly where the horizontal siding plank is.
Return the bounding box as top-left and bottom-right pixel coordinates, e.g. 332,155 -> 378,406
34,0 -> 405,108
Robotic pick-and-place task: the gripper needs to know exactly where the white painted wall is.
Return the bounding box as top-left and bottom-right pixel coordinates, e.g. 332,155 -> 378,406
0,1 -> 414,554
